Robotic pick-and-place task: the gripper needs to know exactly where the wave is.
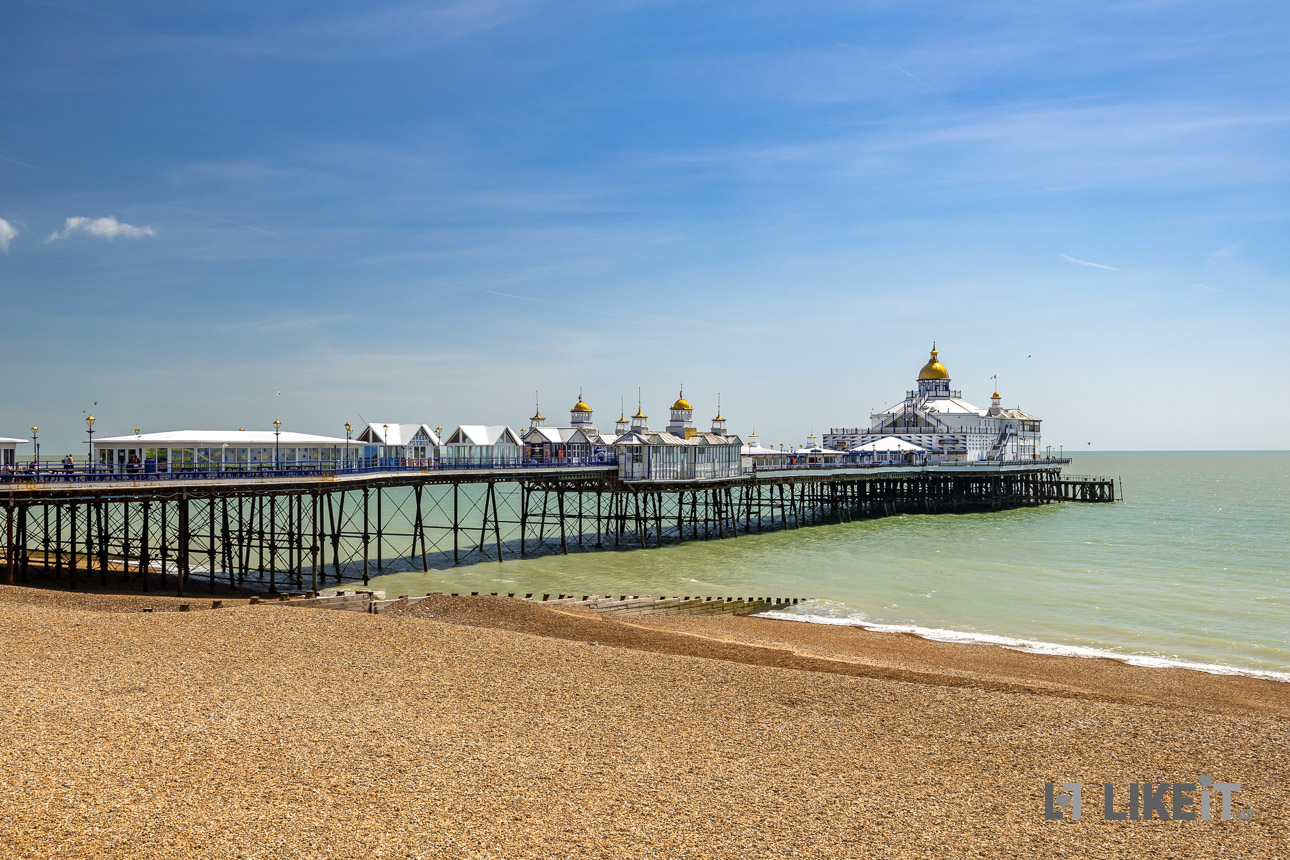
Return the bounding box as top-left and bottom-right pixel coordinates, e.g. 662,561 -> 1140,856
759,606 -> 1290,684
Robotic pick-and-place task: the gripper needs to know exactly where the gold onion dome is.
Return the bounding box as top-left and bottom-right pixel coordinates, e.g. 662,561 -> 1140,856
531,410 -> 545,421
672,396 -> 692,410
991,391 -> 1001,400
572,399 -> 592,413
918,344 -> 950,380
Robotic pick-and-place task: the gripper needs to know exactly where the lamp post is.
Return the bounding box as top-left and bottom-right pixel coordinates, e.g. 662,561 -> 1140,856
383,423 -> 389,468
31,426 -> 38,471
344,422 -> 352,470
85,415 -> 95,470
273,419 -> 281,471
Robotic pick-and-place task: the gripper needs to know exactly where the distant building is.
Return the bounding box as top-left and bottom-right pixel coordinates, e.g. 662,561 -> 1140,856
521,394 -> 598,462
791,434 -> 845,466
92,429 -> 360,473
614,390 -> 742,481
824,344 -> 1042,463
740,432 -> 788,470
440,425 -> 524,465
0,437 -> 26,469
356,423 -> 440,465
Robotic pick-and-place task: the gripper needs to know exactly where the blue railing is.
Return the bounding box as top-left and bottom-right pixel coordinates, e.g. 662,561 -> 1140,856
0,456 -> 618,484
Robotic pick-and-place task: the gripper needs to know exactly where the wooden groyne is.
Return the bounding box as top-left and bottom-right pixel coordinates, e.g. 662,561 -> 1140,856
1,464 -> 1115,596
186,590 -> 807,617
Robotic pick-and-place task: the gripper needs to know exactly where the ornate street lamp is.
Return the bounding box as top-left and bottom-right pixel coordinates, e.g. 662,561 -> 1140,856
30,426 -> 38,471
85,415 -> 95,470
344,421 -> 352,469
273,419 -> 282,470
383,423 -> 389,467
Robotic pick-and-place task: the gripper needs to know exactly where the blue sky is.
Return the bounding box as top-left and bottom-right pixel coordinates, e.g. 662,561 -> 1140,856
2,0 -> 1288,453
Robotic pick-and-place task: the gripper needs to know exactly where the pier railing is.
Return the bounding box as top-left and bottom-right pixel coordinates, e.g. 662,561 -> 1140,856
0,456 -> 617,485
753,457 -> 1071,472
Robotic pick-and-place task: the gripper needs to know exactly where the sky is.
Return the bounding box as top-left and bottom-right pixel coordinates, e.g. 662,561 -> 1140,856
2,0 -> 1288,454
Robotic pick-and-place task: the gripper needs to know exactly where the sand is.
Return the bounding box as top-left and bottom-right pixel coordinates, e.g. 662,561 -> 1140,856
0,585 -> 1285,858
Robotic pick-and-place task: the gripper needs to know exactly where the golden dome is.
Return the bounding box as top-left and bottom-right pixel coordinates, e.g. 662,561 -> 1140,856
671,397 -> 692,410
632,408 -> 647,419
571,399 -> 592,413
530,411 -> 545,421
991,391 -> 1001,400
918,344 -> 950,380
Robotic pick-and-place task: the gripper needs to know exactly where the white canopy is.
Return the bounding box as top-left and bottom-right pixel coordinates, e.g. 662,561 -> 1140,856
850,436 -> 925,453
95,430 -> 358,446
445,425 -> 522,447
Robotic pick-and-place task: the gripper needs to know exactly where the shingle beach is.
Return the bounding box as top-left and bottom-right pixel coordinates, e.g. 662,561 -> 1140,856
0,586 -> 1284,859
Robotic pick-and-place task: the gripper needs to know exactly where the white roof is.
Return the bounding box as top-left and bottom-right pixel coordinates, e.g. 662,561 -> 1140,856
741,444 -> 779,455
94,430 -> 358,446
522,427 -> 588,445
851,436 -> 926,452
0,438 -> 27,445
793,446 -> 844,455
357,423 -> 441,446
445,425 -> 522,446
878,397 -> 982,416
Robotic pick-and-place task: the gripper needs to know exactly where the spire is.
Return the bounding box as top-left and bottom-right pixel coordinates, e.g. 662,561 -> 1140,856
710,393 -> 727,436
631,387 -> 648,431
530,391 -> 545,427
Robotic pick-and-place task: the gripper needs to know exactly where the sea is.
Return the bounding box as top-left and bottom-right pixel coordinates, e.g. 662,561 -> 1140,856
365,452 -> 1290,681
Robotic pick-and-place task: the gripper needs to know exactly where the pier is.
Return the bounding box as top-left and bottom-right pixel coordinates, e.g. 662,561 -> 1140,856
0,462 -> 1114,595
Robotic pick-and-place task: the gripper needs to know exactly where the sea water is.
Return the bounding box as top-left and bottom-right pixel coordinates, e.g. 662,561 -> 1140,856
366,452 -> 1290,680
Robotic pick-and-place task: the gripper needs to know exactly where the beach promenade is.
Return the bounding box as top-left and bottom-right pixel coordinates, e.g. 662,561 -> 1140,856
0,586 -> 1284,858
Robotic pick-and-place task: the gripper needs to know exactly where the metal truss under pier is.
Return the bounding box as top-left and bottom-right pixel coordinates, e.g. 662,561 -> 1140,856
0,465 -> 1115,595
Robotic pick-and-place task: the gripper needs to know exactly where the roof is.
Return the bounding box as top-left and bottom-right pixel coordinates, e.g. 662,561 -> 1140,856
922,397 -> 983,415
851,436 -> 926,452
94,430 -> 358,446
445,425 -> 522,446
793,446 -> 844,455
0,438 -> 28,445
356,423 -> 441,446
995,408 -> 1040,421
741,444 -> 779,455
522,427 -> 589,444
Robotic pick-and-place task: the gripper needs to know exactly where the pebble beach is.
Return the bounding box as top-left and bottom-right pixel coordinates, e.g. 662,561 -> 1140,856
0,586 -> 1285,858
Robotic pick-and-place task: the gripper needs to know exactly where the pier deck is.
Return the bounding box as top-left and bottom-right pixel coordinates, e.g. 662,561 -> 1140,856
1,463 -> 1116,596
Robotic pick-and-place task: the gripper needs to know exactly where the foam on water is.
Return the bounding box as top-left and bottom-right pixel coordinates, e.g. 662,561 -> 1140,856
759,607 -> 1290,683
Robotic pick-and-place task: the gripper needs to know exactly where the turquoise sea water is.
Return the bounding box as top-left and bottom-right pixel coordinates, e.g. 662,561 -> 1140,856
366,453 -> 1290,680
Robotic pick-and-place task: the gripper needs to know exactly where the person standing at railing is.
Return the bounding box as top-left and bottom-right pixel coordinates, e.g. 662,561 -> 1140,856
63,453 -> 75,475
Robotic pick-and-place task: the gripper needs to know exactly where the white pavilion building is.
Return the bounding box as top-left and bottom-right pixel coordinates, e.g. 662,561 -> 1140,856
521,394 -> 598,462
613,390 -> 742,481
440,425 -> 524,465
824,344 -> 1042,463
356,422 -> 440,465
0,437 -> 27,470
92,429 -> 363,473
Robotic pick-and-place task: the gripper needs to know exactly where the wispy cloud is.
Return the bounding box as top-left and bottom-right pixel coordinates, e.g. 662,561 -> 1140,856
1060,253 -> 1120,271
46,216 -> 157,243
0,218 -> 17,252
0,154 -> 53,173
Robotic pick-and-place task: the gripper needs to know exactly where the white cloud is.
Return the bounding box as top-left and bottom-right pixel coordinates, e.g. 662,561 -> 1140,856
1060,253 -> 1120,271
0,218 -> 16,252
46,216 -> 157,243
